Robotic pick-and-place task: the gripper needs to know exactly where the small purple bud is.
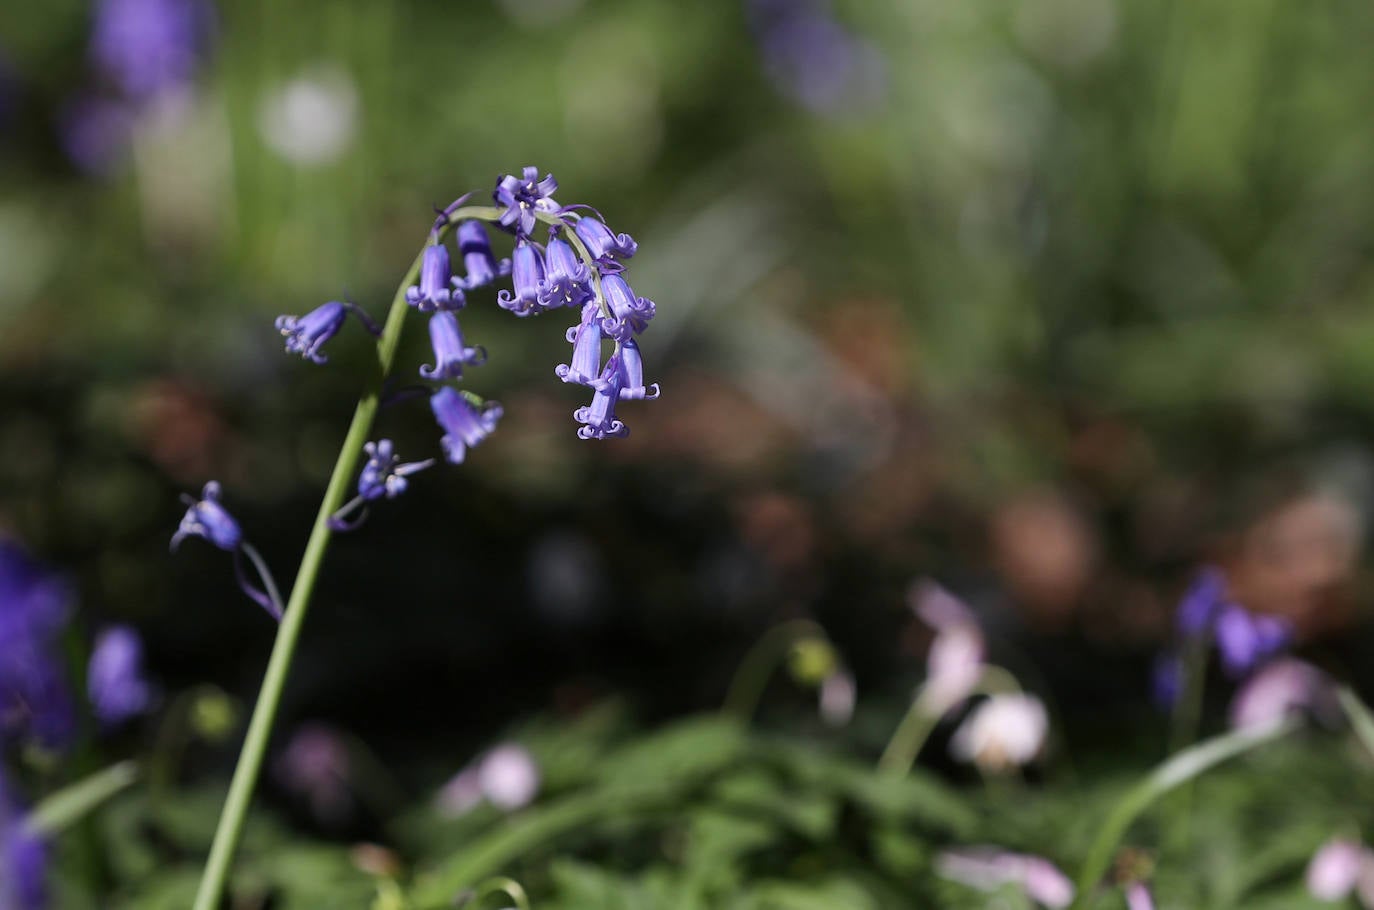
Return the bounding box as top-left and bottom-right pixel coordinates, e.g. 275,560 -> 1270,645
494,166 -> 559,237
537,237 -> 593,311
599,274 -> 655,341
455,220 -> 510,290
1151,652 -> 1183,710
496,240 -> 546,317
574,355 -> 629,440
405,244 -> 462,312
616,339 -> 660,401
171,481 -> 241,552
572,216 -> 637,262
357,440 -> 432,501
420,310 -> 486,381
429,388 -> 502,464
275,301 -> 349,365
1175,567 -> 1226,638
87,625 -> 152,726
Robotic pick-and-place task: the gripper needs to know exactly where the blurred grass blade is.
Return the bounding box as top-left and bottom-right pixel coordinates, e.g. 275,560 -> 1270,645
28,759 -> 139,836
1071,718 -> 1299,909
1337,686 -> 1374,760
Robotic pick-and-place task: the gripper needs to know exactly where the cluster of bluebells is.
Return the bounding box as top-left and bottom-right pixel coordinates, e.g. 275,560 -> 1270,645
0,540 -> 152,907
60,0 -> 213,174
273,166 -> 659,533
1152,567 -> 1293,709
175,168 -> 658,612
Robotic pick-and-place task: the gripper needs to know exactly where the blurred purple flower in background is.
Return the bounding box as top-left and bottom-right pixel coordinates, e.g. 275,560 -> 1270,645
746,0 -> 885,116
1174,567 -> 1226,638
1214,604 -> 1291,678
87,626 -> 152,726
1229,658 -> 1335,731
275,723 -> 353,824
1306,837 -> 1365,902
0,542 -> 75,750
170,481 -> 241,552
1124,882 -> 1155,910
89,0 -> 211,102
0,767 -> 47,910
57,96 -> 134,175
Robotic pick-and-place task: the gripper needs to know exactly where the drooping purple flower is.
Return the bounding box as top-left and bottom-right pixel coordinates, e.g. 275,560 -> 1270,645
357,440 -> 432,502
170,481 -> 241,552
1175,567 -> 1226,638
419,311 -> 485,381
574,355 -> 628,440
615,338 -> 660,401
430,387 -> 502,464
1214,605 -> 1291,678
1,768 -> 47,910
599,274 -> 655,341
90,0 -> 211,101
537,236 -> 593,311
454,221 -> 511,291
58,95 -> 134,175
87,625 -> 152,726
496,240 -> 546,317
405,244 -> 463,312
493,166 -> 559,237
555,302 -> 605,388
275,301 -> 347,365
572,216 -> 637,264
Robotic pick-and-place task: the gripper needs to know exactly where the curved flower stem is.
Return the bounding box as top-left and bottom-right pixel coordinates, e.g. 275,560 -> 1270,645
460,876 -> 533,910
27,760 -> 139,836
722,618 -> 827,724
877,665 -> 1022,776
239,542 -> 285,617
1068,717 -> 1299,910
191,238 -> 434,910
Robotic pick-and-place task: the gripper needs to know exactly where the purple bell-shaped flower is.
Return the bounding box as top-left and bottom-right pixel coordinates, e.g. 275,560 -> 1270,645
170,481 -> 242,552
496,240 -> 547,317
555,302 -> 605,387
406,244 -> 463,312
537,236 -> 593,311
454,220 -> 511,291
574,355 -> 629,440
494,166 -> 559,237
599,274 -> 655,341
430,387 -> 502,464
420,311 -> 486,380
573,216 -> 637,263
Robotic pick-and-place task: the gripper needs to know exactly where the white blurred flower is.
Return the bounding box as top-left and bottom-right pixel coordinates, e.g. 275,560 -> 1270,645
257,65 -> 358,165
435,742 -> 541,816
911,580 -> 985,716
1307,837 -> 1365,901
819,670 -> 856,727
478,743 -> 540,810
1124,882 -> 1155,910
950,693 -> 1048,772
936,847 -> 1074,908
1229,658 -> 1333,731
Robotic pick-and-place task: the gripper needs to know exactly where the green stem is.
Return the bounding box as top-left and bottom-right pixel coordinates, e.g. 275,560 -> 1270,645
721,619 -> 827,723
1337,686 -> 1374,760
462,877 -> 533,910
1069,717 -> 1298,909
191,235 -> 434,910
27,760 -> 139,836
877,665 -> 1021,776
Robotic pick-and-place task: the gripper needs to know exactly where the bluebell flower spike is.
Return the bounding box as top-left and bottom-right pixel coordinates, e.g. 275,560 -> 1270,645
572,215 -> 638,263
616,339 -> 660,401
496,239 -> 547,317
599,274 -> 655,341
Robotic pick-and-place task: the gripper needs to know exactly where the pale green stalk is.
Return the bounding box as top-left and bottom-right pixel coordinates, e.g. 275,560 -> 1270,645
722,619 -> 827,723
877,664 -> 1021,776
1069,717 -> 1298,909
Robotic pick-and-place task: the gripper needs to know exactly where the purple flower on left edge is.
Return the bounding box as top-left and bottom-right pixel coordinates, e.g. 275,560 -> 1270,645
0,542 -> 76,750
170,481 -> 241,552
493,166 -> 559,237
87,626 -> 152,726
1,766 -> 47,910
275,301 -> 380,365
